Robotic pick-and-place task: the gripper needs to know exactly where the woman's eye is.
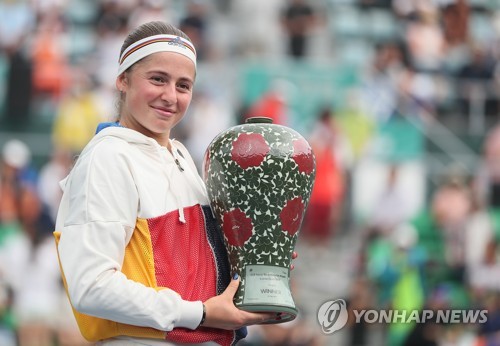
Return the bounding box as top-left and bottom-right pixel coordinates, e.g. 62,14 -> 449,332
178,83 -> 191,91
151,76 -> 165,83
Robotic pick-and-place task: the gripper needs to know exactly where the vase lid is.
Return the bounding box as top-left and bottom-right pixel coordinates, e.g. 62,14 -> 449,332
245,116 -> 273,124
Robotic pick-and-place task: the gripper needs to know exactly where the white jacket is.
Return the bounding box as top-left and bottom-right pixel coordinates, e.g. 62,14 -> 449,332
55,125 -> 240,346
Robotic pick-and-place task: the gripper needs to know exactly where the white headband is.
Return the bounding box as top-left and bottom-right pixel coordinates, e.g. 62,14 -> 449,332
117,34 -> 197,76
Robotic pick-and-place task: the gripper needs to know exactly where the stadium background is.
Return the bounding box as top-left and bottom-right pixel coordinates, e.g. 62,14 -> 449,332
1,0 -> 500,345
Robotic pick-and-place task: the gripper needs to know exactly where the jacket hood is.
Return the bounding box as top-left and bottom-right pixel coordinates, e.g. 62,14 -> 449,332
93,122 -> 160,149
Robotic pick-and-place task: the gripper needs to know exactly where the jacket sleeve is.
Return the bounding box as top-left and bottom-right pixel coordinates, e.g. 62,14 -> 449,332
57,139 -> 203,331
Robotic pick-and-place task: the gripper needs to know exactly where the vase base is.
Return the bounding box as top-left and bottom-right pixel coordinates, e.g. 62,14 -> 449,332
237,304 -> 298,324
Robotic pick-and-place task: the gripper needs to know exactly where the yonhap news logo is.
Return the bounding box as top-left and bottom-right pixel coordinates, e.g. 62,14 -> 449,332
317,299 -> 488,334
317,299 -> 349,334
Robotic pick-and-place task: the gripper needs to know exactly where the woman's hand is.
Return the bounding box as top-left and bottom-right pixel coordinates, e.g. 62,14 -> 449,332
291,251 -> 298,270
202,274 -> 276,330
202,251 -> 298,330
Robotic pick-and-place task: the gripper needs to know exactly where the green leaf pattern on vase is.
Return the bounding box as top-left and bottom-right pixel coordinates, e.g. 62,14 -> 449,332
203,120 -> 316,308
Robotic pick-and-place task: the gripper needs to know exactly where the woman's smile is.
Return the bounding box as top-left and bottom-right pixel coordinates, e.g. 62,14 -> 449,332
151,104 -> 176,118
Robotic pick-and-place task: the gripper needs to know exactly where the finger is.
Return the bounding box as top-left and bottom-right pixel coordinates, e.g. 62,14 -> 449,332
292,251 -> 298,259
290,264 -> 295,271
241,311 -> 275,324
275,312 -> 283,322
223,273 -> 240,298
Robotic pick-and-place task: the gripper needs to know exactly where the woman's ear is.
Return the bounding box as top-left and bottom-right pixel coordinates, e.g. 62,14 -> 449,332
116,74 -> 127,92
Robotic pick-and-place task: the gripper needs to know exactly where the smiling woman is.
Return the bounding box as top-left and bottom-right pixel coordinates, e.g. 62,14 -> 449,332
116,52 -> 194,145
53,21 -> 281,346
115,24 -> 196,147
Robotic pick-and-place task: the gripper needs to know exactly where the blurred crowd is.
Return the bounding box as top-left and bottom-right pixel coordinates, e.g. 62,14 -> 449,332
1,0 -> 500,345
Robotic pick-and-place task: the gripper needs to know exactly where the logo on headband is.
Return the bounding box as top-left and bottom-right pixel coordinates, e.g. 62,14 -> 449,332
169,37 -> 186,49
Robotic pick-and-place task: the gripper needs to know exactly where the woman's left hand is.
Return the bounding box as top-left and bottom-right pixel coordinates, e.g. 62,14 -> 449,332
291,251 -> 298,271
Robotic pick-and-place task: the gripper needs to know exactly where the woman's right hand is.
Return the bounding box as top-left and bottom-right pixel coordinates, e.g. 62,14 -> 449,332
201,274 -> 277,330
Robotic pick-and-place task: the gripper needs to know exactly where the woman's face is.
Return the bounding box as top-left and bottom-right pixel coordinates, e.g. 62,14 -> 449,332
116,51 -> 195,147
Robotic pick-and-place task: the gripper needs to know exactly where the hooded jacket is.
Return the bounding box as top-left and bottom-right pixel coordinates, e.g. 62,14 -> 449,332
54,124 -> 243,345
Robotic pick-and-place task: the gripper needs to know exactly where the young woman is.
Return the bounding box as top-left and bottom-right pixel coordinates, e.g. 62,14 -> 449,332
54,21 -> 288,346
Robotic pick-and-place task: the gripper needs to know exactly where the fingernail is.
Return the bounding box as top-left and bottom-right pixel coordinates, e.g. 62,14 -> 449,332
233,272 -> 239,280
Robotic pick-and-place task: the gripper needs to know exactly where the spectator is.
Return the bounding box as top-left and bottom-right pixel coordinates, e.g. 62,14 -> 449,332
366,165 -> 413,237
476,124 -> 500,210
0,0 -> 35,130
93,0 -> 130,91
302,107 -> 345,246
280,0 -> 317,59
182,86 -> 234,170
336,89 -> 376,161
37,147 -> 73,223
360,42 -> 407,123
441,0 -> 469,48
410,181 -> 472,294
364,223 -> 426,346
51,67 -> 104,154
404,7 -> 446,73
31,11 -> 71,103
179,0 -> 211,61
455,43 -> 498,121
230,0 -> 283,57
3,46 -> 33,131
128,0 -> 175,30
243,79 -> 293,126
0,140 -> 40,345
12,186 -> 59,346
345,276 -> 375,346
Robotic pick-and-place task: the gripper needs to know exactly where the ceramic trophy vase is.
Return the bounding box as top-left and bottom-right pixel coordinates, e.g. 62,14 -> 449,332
202,117 -> 316,323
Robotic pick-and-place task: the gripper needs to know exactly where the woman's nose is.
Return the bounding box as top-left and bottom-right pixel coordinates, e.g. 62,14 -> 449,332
161,84 -> 177,103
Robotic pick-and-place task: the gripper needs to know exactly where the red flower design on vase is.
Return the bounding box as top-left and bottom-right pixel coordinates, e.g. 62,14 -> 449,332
292,138 -> 314,174
280,197 -> 305,236
223,208 -> 254,247
231,133 -> 270,169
